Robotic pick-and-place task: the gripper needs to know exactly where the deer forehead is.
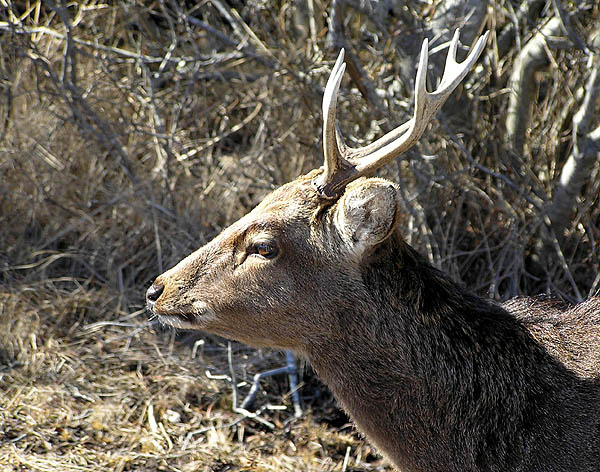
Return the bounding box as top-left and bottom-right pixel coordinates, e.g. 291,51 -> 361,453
176,175 -> 322,260
225,174 -> 323,233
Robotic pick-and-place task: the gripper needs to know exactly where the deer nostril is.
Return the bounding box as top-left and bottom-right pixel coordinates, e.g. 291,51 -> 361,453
146,283 -> 164,303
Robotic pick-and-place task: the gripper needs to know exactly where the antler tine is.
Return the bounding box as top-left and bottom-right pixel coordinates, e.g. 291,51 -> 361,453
320,49 -> 347,191
438,29 -> 489,93
351,30 -> 489,170
313,30 -> 489,199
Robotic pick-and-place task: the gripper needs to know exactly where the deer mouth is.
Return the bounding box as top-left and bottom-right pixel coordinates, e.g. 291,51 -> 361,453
150,301 -> 214,330
157,312 -> 198,329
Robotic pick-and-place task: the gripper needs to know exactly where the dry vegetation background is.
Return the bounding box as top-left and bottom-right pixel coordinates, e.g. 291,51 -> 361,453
1,0 -> 599,471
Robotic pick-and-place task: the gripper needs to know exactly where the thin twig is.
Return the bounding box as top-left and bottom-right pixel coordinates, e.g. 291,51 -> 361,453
443,125 -> 543,211
551,0 -> 589,53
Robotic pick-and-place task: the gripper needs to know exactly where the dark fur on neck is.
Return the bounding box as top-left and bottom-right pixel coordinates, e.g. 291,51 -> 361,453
308,231 -> 600,472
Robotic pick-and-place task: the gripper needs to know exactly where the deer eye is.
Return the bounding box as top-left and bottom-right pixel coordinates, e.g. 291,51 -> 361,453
252,241 -> 278,259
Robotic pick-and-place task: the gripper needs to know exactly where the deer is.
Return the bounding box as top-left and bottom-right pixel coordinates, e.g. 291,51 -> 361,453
146,30 -> 600,472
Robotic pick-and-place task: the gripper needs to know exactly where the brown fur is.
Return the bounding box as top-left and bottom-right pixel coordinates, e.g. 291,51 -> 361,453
148,172 -> 600,472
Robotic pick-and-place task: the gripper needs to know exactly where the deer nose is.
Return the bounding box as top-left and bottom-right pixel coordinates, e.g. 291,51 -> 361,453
146,283 -> 164,303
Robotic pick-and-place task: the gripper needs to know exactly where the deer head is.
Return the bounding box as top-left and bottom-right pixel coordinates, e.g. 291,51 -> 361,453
146,30 -> 489,353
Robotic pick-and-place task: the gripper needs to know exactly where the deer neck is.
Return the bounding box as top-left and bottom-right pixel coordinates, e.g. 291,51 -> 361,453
305,232 -> 543,471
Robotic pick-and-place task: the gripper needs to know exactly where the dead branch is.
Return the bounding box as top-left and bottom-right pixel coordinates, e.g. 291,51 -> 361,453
325,0 -> 387,118
495,0 -> 546,59
546,32 -> 600,239
41,1 -> 139,185
505,17 -> 566,157
551,0 -> 589,53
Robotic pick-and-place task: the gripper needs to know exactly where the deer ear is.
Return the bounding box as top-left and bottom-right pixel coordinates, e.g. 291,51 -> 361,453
334,179 -> 400,256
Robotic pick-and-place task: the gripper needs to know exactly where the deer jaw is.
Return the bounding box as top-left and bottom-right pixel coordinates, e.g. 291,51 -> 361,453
147,173 -> 401,352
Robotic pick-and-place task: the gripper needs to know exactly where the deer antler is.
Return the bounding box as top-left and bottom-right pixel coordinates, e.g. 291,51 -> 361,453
313,29 -> 489,198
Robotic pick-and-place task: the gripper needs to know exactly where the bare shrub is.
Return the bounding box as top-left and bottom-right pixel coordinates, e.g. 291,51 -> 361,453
1,1 -> 599,470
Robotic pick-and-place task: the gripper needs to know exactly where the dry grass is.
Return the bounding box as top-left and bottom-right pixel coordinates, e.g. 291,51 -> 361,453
1,1 -> 599,471
0,286 -> 389,471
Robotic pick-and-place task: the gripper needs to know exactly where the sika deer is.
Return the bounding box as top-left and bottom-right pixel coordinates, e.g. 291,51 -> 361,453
146,31 -> 600,471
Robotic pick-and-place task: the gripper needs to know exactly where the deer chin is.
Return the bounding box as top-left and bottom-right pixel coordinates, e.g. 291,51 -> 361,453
154,301 -> 216,330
